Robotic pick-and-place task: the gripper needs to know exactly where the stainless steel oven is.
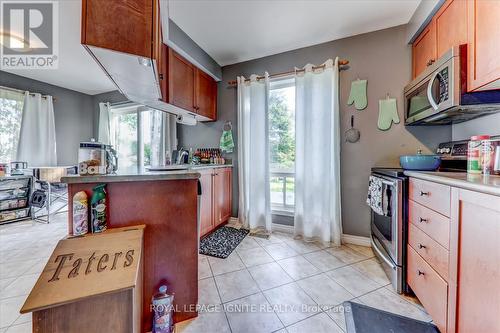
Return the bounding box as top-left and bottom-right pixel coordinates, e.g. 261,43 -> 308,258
369,168 -> 408,294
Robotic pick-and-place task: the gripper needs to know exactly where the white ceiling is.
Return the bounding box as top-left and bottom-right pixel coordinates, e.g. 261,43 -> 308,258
169,0 -> 421,66
2,0 -> 116,95
1,0 -> 421,95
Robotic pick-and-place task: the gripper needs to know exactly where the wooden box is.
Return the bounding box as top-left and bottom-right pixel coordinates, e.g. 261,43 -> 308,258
21,226 -> 144,333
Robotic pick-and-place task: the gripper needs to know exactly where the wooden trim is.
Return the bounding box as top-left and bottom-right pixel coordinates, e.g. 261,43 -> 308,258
447,187 -> 459,333
81,0 -> 87,44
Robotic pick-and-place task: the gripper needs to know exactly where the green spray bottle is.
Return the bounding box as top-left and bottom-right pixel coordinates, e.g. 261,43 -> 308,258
91,184 -> 107,233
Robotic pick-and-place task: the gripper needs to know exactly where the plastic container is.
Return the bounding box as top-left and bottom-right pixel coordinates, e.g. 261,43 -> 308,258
79,140 -> 107,175
152,285 -> 174,333
72,191 -> 89,236
481,139 -> 500,175
90,184 -> 107,233
468,135 -> 490,174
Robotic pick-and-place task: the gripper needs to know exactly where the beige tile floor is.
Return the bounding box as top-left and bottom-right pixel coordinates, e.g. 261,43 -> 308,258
0,216 -> 430,333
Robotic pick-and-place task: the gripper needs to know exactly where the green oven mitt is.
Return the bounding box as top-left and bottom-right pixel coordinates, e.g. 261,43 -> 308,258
347,79 -> 368,110
378,98 -> 400,131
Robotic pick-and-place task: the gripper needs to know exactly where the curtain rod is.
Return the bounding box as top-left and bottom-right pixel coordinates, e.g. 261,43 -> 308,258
227,59 -> 349,86
0,85 -> 57,101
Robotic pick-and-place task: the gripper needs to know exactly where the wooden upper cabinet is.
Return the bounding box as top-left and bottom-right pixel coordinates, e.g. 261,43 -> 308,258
435,0 -> 467,59
82,0 -> 153,58
168,48 -> 196,112
412,22 -> 436,79
467,0 -> 500,91
195,69 -> 217,120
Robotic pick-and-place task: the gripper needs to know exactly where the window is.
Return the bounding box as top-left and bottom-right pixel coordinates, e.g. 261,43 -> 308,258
110,105 -> 174,169
0,88 -> 24,163
269,78 -> 295,214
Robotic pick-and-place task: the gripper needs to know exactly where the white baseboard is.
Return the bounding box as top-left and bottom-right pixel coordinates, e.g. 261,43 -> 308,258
341,234 -> 371,247
228,217 -> 240,224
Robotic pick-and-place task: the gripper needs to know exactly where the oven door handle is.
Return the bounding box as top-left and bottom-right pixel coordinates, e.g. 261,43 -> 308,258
371,239 -> 397,271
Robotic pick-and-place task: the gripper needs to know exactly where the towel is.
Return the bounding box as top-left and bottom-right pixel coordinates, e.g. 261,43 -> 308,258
378,98 -> 400,131
347,79 -> 368,110
366,176 -> 384,216
220,129 -> 235,153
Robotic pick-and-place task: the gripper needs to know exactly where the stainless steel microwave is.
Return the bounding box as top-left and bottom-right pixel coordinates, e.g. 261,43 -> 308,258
404,45 -> 500,125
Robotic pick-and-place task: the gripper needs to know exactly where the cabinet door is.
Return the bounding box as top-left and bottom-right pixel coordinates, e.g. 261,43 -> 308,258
168,49 -> 196,112
195,69 -> 217,120
214,168 -> 232,226
82,0 -> 153,58
199,170 -> 214,237
434,0 -> 467,59
412,22 -> 436,79
467,0 -> 500,91
448,189 -> 500,333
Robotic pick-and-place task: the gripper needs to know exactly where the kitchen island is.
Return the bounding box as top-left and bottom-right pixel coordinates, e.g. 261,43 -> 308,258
62,169 -> 201,331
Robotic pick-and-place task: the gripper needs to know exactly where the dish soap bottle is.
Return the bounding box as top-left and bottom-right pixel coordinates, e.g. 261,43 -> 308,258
91,184 -> 107,233
152,285 -> 174,333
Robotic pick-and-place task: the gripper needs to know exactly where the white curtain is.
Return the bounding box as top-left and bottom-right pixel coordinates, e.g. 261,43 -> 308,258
237,74 -> 272,232
16,92 -> 57,167
294,58 -> 342,245
150,111 -> 177,166
98,102 -> 111,144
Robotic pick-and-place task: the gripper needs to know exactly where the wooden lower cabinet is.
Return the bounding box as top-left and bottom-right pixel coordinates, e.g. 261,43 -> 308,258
200,167 -> 232,237
448,188 -> 500,333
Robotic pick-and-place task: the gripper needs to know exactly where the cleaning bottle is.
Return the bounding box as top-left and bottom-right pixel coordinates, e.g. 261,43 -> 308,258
91,184 -> 107,233
152,285 -> 174,333
72,191 -> 88,236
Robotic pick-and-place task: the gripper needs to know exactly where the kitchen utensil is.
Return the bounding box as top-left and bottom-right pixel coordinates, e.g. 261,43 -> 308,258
400,150 -> 441,171
345,115 -> 360,143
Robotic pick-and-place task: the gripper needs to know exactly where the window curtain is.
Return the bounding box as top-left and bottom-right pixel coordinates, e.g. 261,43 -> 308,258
150,111 -> 177,166
16,92 -> 57,167
237,74 -> 272,232
98,102 -> 111,144
294,58 -> 342,245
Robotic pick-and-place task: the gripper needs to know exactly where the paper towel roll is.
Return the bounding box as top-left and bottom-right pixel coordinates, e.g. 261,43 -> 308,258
176,114 -> 197,126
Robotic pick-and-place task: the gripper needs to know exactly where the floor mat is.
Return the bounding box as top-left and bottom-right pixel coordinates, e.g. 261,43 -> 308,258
344,301 -> 439,333
200,226 -> 249,259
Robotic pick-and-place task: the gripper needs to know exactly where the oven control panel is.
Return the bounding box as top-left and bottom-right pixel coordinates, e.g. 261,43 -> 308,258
437,141 -> 468,159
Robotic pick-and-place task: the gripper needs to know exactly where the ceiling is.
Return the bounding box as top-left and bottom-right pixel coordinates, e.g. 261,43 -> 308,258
1,0 -> 421,95
2,0 -> 116,95
169,0 -> 421,66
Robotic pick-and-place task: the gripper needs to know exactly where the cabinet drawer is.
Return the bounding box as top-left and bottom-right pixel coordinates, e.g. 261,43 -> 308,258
409,223 -> 449,281
408,246 -> 448,333
409,199 -> 450,249
409,178 -> 451,216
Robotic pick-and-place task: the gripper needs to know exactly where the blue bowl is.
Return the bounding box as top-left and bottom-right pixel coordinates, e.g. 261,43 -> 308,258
399,155 -> 441,171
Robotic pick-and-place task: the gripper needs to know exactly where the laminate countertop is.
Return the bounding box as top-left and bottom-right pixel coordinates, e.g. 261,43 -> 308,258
61,164 -> 232,184
404,171 -> 500,196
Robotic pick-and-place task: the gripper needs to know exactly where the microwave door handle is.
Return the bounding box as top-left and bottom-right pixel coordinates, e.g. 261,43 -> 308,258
427,71 -> 440,110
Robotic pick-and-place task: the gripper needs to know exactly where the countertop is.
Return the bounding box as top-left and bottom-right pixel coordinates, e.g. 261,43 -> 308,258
404,171 -> 500,196
60,164 -> 232,184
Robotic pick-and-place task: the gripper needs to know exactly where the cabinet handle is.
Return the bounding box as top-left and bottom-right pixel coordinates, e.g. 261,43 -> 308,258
159,74 -> 164,80
419,217 -> 428,223
417,270 -> 425,276
426,59 -> 435,66
420,191 -> 429,196
418,243 -> 426,249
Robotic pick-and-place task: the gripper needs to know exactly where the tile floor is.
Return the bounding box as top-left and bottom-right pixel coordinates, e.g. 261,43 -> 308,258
0,216 -> 430,333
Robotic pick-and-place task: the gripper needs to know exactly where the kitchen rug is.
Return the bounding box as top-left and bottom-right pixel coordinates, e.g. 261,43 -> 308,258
200,226 -> 249,259
343,301 -> 439,333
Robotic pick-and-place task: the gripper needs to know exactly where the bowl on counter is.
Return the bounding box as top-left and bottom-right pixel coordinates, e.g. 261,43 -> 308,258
400,152 -> 441,171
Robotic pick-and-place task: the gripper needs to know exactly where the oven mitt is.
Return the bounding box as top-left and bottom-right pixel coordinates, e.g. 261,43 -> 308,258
347,79 -> 368,110
378,98 -> 400,131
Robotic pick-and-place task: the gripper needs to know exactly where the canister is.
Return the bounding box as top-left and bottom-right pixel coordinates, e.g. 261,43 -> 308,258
467,135 -> 490,174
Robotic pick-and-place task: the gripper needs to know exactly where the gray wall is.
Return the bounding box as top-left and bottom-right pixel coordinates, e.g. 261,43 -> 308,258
0,71 -> 95,166
452,113 -> 500,141
179,25 -> 452,237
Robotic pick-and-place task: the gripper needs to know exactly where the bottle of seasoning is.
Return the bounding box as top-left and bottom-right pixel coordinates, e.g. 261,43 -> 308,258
152,285 -> 174,333
91,184 -> 107,233
467,135 -> 490,174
